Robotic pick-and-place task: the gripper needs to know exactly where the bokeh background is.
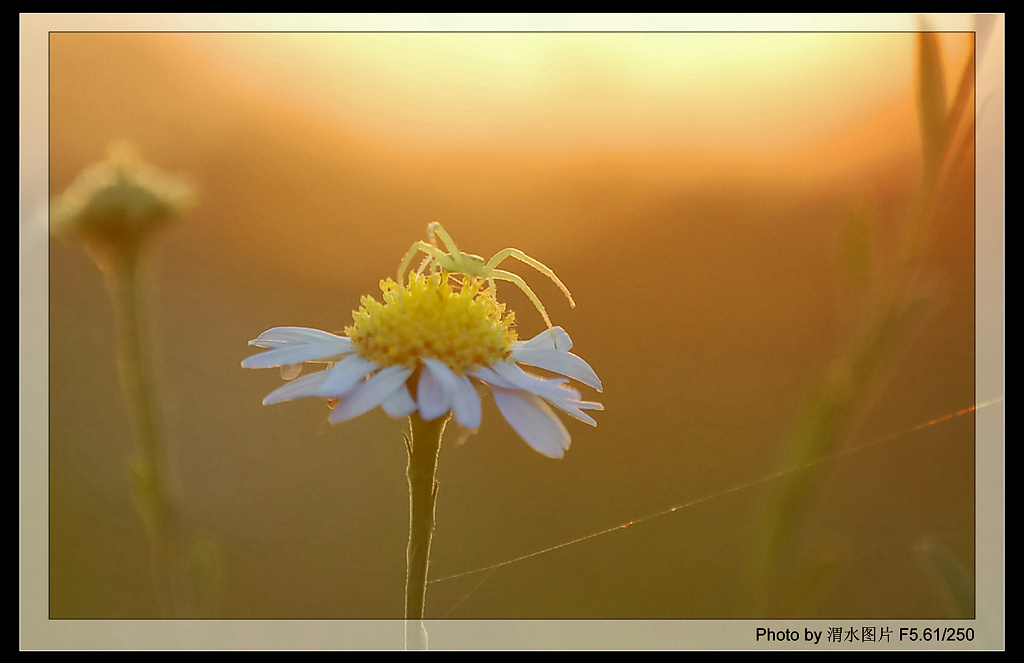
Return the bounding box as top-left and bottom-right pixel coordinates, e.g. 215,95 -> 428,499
31,16 -> 1002,631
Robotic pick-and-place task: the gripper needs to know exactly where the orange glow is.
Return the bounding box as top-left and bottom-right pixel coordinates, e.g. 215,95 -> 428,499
196,32 -> 925,166
42,23 -> 986,624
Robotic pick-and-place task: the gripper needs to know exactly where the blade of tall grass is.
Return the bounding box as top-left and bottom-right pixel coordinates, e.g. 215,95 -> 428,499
916,31 -> 949,191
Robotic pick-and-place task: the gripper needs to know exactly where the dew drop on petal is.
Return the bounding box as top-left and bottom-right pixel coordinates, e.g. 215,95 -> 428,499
280,364 -> 302,381
449,423 -> 478,448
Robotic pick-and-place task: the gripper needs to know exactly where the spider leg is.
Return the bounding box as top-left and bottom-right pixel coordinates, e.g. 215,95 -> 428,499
397,241 -> 446,284
421,222 -> 471,285
426,223 -> 463,260
414,252 -> 434,277
485,248 -> 575,308
492,269 -> 560,346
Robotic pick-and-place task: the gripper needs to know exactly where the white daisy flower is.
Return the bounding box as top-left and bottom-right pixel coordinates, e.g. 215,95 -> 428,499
242,274 -> 602,459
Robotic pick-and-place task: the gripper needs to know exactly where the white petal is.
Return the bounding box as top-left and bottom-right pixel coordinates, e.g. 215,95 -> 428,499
243,344 -> 350,369
537,397 -> 573,453
329,366 -> 413,424
242,328 -> 353,369
417,365 -> 449,421
263,370 -> 332,405
320,354 -> 379,396
249,326 -> 349,348
491,387 -> 570,459
491,360 -> 571,402
452,378 -> 482,430
511,326 -> 572,352
468,365 -> 517,390
423,358 -> 481,429
381,384 -> 417,418
509,347 -> 603,392
544,389 -> 602,426
481,363 -> 597,424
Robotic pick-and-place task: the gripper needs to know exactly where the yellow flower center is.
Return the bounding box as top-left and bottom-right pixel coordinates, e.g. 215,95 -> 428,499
346,273 -> 517,374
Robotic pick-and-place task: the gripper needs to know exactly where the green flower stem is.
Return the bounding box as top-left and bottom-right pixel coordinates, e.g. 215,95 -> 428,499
105,249 -> 188,617
404,411 -> 449,621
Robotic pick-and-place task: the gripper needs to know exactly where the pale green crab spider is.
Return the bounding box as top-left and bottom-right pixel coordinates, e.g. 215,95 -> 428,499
397,223 -> 576,346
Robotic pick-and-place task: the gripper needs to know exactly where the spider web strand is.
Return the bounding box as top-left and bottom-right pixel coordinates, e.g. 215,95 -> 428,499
428,397 -> 998,587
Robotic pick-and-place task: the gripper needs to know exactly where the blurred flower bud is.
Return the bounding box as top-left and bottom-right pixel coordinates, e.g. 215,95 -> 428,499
50,142 -> 194,270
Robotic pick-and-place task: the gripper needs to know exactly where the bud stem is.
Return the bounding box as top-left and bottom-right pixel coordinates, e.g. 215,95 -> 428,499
105,251 -> 191,617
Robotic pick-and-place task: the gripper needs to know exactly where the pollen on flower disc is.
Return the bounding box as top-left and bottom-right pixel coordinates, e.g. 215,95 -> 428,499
346,273 -> 517,374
